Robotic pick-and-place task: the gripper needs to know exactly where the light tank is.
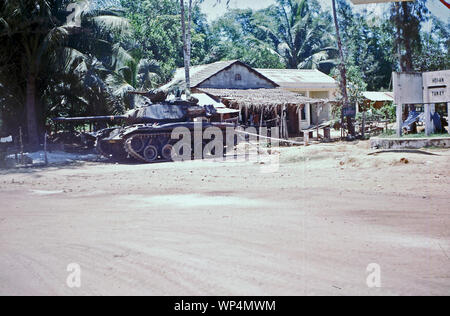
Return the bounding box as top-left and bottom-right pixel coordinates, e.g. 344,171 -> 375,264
53,94 -> 235,163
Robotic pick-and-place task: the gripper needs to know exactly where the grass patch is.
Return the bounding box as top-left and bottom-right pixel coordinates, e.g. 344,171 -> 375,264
377,131 -> 450,139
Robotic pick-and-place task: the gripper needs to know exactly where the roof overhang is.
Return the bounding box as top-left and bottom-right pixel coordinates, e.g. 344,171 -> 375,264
199,88 -> 336,110
362,91 -> 395,102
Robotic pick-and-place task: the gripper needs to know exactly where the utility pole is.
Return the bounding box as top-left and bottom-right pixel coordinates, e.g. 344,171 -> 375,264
180,0 -> 193,98
332,0 -> 354,137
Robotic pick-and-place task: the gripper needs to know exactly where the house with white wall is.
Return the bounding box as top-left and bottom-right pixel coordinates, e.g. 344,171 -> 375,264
161,60 -> 337,135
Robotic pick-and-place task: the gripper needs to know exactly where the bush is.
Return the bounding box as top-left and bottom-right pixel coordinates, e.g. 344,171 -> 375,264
356,103 -> 396,123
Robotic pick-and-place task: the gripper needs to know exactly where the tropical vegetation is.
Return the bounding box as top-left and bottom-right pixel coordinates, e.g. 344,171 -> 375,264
0,0 -> 448,146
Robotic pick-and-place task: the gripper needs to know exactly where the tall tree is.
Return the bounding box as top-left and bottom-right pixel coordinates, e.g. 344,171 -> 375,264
0,0 -> 129,147
331,0 -> 353,136
208,9 -> 285,68
264,0 -> 336,70
336,0 -> 394,90
390,0 -> 429,72
180,0 -> 192,96
412,17 -> 450,71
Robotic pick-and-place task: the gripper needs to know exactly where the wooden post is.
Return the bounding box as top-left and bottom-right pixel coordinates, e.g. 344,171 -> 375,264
239,104 -> 242,123
431,103 -> 436,134
259,111 -> 263,135
245,106 -> 248,126
44,132 -> 48,166
304,131 -> 309,146
425,103 -> 432,136
258,110 -> 263,154
316,105 -> 320,140
362,111 -> 366,139
19,127 -> 24,165
298,106 -> 302,134
282,105 -> 289,140
396,103 -> 403,137
306,103 -> 311,127
448,102 -> 450,135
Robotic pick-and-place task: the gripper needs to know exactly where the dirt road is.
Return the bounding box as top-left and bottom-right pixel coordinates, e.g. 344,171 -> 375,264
0,141 -> 449,295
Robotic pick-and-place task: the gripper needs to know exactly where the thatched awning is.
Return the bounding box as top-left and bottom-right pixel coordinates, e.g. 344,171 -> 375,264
198,88 -> 334,110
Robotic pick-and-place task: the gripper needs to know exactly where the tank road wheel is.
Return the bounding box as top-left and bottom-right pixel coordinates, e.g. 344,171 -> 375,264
161,144 -> 173,161
129,136 -> 146,153
143,145 -> 159,162
124,133 -> 173,163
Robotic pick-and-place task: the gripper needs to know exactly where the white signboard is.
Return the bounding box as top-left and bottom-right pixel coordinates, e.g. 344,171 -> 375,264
393,70 -> 450,136
393,71 -> 450,105
393,72 -> 423,105
423,70 -> 450,104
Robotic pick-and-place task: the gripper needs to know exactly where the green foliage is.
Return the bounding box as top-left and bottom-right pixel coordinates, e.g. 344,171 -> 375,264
0,0 -> 134,137
207,2 -> 337,71
120,0 -> 212,80
412,17 -> 450,71
119,0 -> 182,81
346,64 -> 367,108
355,104 -> 396,123
337,0 -> 394,91
331,60 -> 367,114
334,0 -> 447,90
0,0 -> 448,140
269,0 -> 337,71
206,9 -> 285,69
389,0 -> 429,72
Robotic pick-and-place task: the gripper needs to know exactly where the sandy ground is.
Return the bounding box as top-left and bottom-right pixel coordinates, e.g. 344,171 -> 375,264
0,141 -> 449,296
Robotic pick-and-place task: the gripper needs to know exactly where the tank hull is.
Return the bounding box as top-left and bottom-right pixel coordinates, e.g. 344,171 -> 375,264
96,122 -> 235,163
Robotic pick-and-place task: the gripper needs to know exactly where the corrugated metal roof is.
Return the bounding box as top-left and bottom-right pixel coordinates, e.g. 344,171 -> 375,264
255,69 -> 338,89
160,60 -> 278,90
160,60 -> 236,90
362,91 -> 394,102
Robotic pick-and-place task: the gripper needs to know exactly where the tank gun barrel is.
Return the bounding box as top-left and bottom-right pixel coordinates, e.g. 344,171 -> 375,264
52,115 -> 128,123
53,103 -> 217,126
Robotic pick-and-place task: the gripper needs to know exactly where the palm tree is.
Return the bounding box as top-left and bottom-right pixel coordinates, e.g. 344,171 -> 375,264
390,0 -> 429,72
43,50 -> 125,119
260,0 -> 336,70
0,0 -> 129,147
108,43 -> 161,108
331,0 -> 353,136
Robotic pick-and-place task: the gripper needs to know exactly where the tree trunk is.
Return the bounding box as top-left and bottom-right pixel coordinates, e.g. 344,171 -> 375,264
401,2 -> 413,72
332,0 -> 354,137
180,0 -> 192,97
26,73 -> 39,148
395,2 -> 414,72
395,3 -> 404,71
362,111 -> 366,139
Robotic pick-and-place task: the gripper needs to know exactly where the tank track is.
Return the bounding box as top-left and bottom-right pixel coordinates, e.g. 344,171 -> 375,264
95,139 -> 110,159
124,133 -> 174,163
